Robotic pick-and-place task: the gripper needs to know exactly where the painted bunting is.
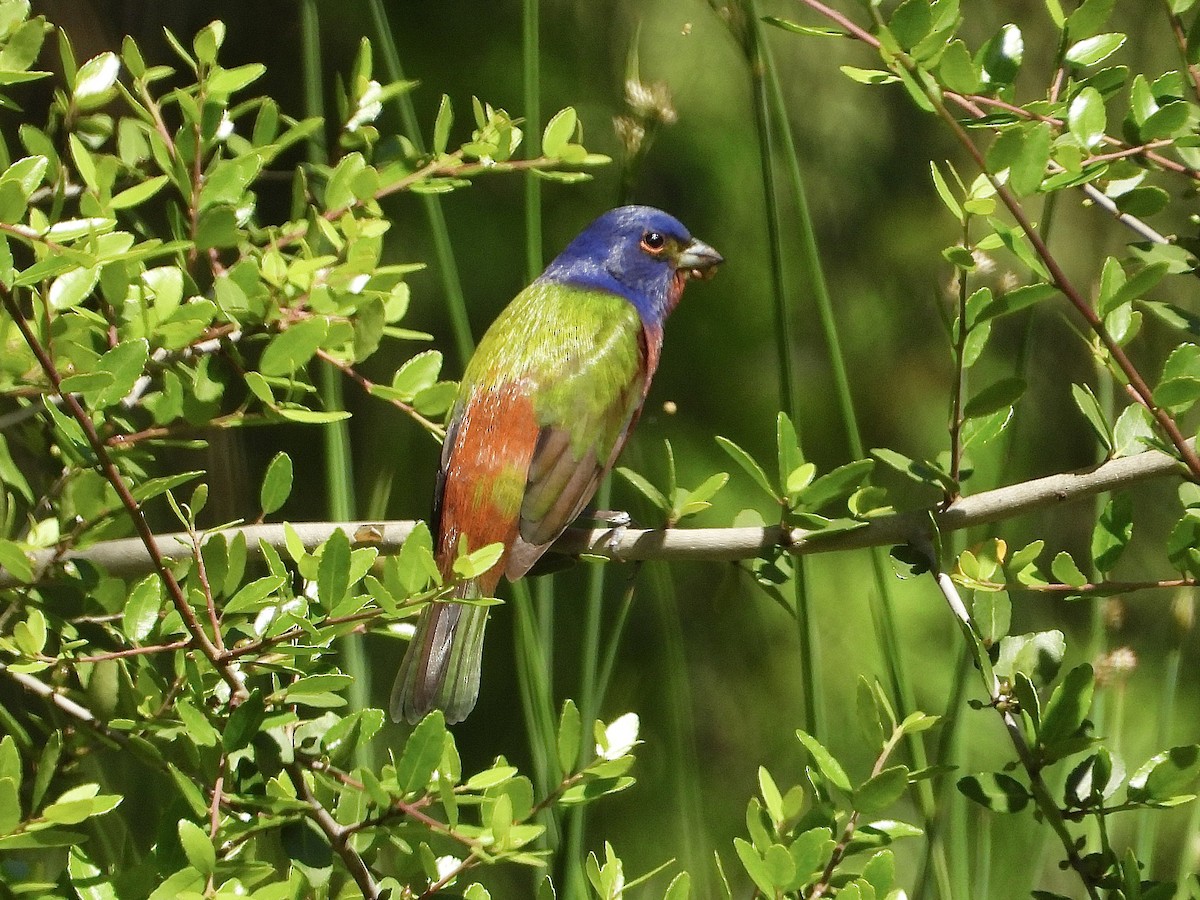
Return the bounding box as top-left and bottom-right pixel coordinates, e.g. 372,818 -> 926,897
390,205 -> 722,724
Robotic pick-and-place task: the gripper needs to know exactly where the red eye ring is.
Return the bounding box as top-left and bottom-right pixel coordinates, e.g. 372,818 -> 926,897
640,231 -> 667,254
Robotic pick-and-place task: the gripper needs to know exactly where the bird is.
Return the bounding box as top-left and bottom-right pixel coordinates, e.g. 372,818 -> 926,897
390,205 -> 723,725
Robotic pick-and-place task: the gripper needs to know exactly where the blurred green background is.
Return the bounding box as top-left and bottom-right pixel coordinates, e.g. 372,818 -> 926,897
26,0 -> 1200,895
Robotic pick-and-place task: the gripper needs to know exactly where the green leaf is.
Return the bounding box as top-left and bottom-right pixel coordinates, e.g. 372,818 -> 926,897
110,174 -> 169,209
259,317 -> 329,377
1067,86 -> 1106,148
178,819 -> 216,876
796,729 -> 852,793
557,699 -> 581,775
1092,494 -> 1133,573
1128,745 -> 1200,802
396,710 -> 447,794
32,732 -> 60,810
0,829 -> 88,849
1011,122 -> 1051,195
433,94 -> 453,155
616,466 -> 669,517
856,677 -> 887,749
68,845 -> 118,900
1069,0 -> 1116,38
453,541 -> 503,580
716,436 -> 780,501
259,451 -> 293,515
1070,383 -> 1113,454
0,539 -> 33,583
317,527 -> 351,608
1050,550 -> 1087,587
193,205 -> 239,249
1141,100 -> 1190,140
192,20 -> 224,64
958,772 -> 1031,812
1116,186 -> 1169,218
122,575 -> 161,642
542,107 -> 577,157
91,338 -> 149,408
794,459 -> 874,512
939,40 -> 980,94
663,872 -> 690,900
761,17 -> 846,38
1155,344 -> 1200,413
222,689 -> 265,752
973,590 -> 1011,645
978,24 -> 1024,87
861,849 -> 896,896
1112,404 -> 1155,457
176,701 -> 219,747
1064,32 -> 1126,66
198,153 -> 261,209
840,66 -> 900,85
168,764 -> 208,818
72,52 -> 119,107
390,350 -> 443,399
1039,663 -> 1094,748
49,265 -> 100,310
0,776 -> 19,834
963,377 -> 1026,419
929,162 -> 962,221
207,63 -> 266,95
977,283 -> 1059,323
872,448 -> 955,493
889,0 -> 933,49
43,784 -> 121,824
12,606 -> 45,656
995,630 -> 1066,685
734,838 -> 775,895
854,766 -> 909,814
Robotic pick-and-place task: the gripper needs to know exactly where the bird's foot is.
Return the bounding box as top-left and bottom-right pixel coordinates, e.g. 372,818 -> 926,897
582,509 -> 632,558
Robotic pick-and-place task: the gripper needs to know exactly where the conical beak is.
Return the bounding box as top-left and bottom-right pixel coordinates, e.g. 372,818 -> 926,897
677,237 -> 723,279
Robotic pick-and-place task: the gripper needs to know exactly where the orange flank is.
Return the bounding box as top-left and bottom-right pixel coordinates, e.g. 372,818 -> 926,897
436,382 -> 538,594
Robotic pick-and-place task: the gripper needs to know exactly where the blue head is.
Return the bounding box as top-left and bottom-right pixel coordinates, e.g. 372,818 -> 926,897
538,206 -> 722,325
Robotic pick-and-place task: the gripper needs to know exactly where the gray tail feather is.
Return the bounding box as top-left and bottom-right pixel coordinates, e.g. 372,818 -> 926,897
390,583 -> 489,725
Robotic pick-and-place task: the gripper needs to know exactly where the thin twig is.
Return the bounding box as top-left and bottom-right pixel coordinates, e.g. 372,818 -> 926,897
925,560 -> 1101,899
284,760 -> 381,899
315,349 -> 445,439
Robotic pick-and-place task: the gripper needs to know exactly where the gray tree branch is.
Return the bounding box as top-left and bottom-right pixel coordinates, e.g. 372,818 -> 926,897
2,441 -> 1186,589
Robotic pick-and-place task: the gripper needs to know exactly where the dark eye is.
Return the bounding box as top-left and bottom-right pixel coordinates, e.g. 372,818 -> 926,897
640,231 -> 666,254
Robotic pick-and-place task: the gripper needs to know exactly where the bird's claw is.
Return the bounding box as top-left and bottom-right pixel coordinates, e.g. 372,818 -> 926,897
589,509 -> 631,558
579,509 -> 632,559
590,509 -> 631,529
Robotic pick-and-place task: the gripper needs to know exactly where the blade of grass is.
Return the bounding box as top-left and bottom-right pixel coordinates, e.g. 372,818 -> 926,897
365,0 -> 474,366
564,481 -> 612,899
521,0 -> 557,786
742,0 -> 821,738
646,560 -> 710,890
301,0 -> 372,765
915,646 -> 969,899
1139,594 -> 1190,875
511,578 -> 560,843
